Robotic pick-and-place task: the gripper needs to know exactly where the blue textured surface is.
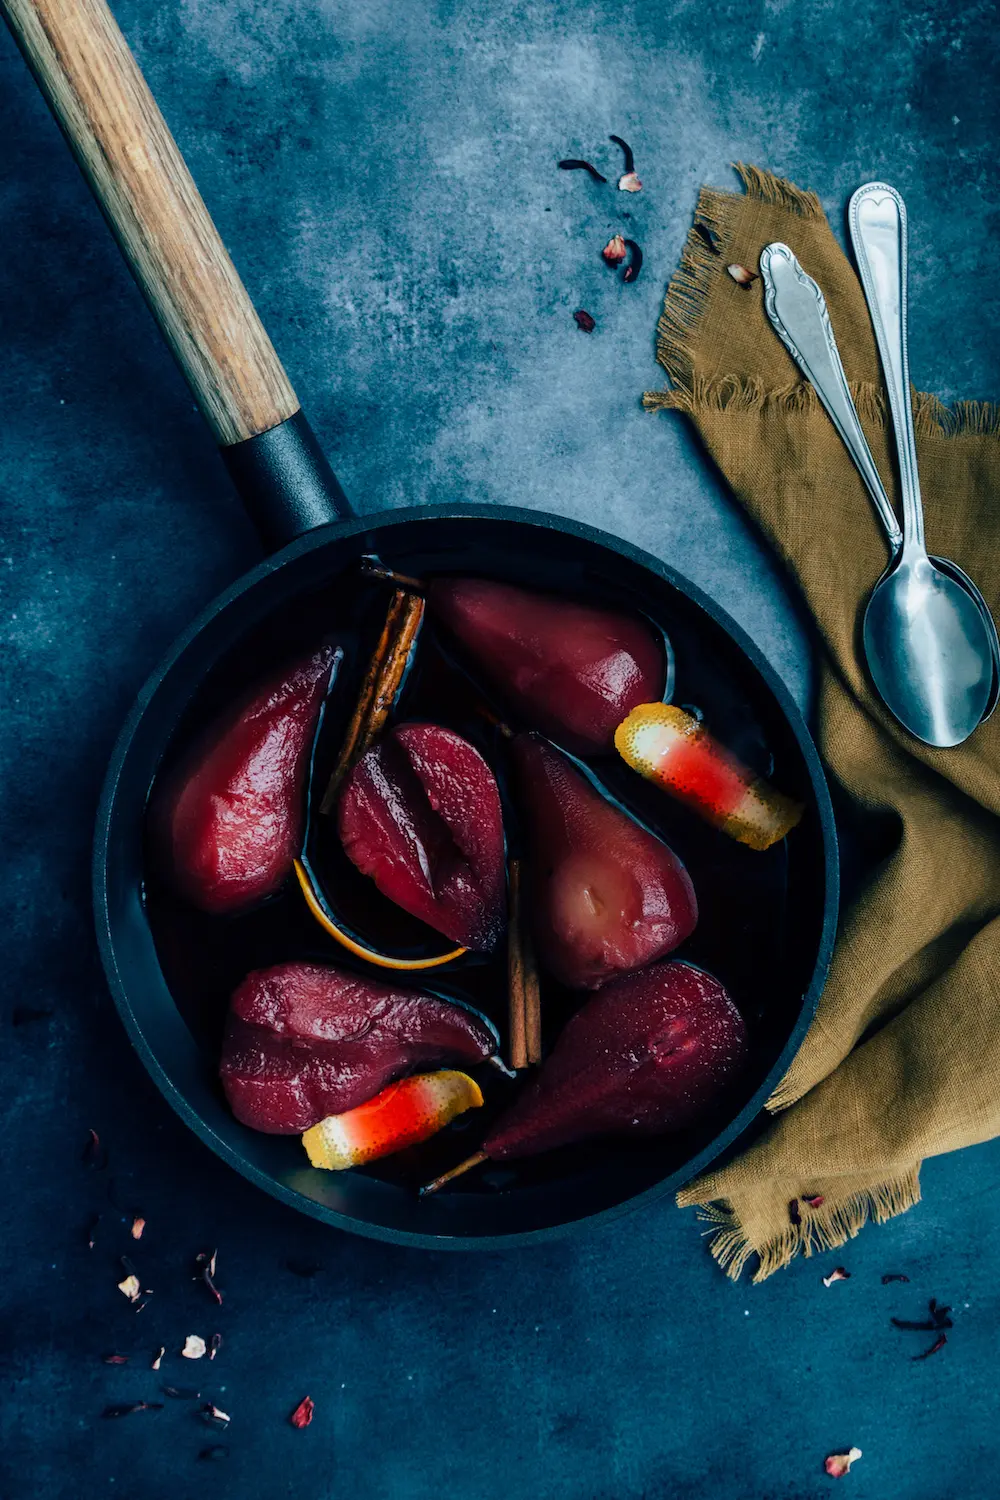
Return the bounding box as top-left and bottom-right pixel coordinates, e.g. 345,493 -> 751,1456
1,1 -> 998,1496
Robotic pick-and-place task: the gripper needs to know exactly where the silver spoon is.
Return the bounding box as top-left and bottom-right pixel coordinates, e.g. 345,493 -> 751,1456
759,239 -> 996,747
848,182 -> 999,734
760,236 -> 999,727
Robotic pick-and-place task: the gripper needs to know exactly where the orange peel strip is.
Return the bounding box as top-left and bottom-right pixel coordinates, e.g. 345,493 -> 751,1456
614,703 -> 804,852
294,858 -> 466,971
303,1071 -> 484,1170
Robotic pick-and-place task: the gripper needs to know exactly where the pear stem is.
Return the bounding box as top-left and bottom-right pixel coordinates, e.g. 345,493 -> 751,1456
419,1151 -> 489,1197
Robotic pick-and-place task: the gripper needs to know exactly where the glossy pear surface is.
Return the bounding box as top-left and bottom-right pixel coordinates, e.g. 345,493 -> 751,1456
152,647 -> 338,914
513,733 -> 697,988
486,960 -> 746,1158
220,961 -> 497,1133
337,723 -> 506,951
429,577 -> 665,753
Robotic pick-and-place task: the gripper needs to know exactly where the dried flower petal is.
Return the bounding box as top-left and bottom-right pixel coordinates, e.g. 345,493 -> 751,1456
182,1335 -> 207,1361
200,1446 -> 230,1461
573,310 -> 596,333
557,159 -> 608,183
891,1298 -> 953,1332
694,221 -> 722,255
102,1354 -> 129,1365
609,134 -> 635,172
162,1385 -> 201,1400
913,1333 -> 947,1361
130,1217 -> 145,1241
103,1402 -> 163,1419
289,1395 -> 315,1430
617,172 -> 642,193
602,234 -> 627,267
201,1403 -> 231,1427
209,1333 -> 223,1361
788,1198 -> 801,1226
727,263 -> 759,288
804,1195 -> 825,1208
151,1347 -> 164,1371
82,1129 -> 107,1169
117,1274 -> 141,1303
86,1213 -> 101,1250
621,239 -> 643,283
822,1267 -> 851,1287
195,1250 -> 224,1305
824,1447 -> 862,1478
882,1273 -> 910,1284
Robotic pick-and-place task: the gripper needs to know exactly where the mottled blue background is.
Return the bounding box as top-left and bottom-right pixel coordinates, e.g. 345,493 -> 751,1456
1,1 -> 998,1496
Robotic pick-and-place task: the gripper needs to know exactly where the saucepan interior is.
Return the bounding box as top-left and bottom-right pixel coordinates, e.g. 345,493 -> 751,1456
95,506 -> 837,1248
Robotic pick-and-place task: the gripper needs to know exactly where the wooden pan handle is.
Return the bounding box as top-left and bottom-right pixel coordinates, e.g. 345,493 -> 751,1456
3,0 -> 299,445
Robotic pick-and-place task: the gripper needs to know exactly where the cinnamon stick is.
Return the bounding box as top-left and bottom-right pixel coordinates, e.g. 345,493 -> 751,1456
507,858 -> 541,1068
320,589 -> 424,814
523,921 -> 542,1066
507,859 -> 528,1071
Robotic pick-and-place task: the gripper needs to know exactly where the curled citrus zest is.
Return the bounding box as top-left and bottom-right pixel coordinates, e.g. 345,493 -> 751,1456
303,1071 -> 484,1171
294,858 -> 466,971
615,702 -> 803,852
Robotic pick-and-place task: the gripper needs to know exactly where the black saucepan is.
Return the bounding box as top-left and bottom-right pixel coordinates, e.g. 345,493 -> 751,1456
6,0 -> 837,1247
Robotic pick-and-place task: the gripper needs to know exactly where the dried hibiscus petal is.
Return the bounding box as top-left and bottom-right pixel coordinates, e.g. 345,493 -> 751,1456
117,1274 -> 141,1303
891,1299 -> 953,1331
82,1128 -> 107,1168
882,1273 -> 910,1284
195,1249 -> 223,1306
102,1354 -> 129,1365
727,262 -> 759,288
913,1334 -> 947,1361
573,309 -> 596,333
822,1267 -> 851,1287
130,1216 -> 145,1240
103,1401 -> 163,1418
602,234 -> 626,266
201,1403 -> 231,1427
209,1333 -> 223,1361
163,1385 -> 201,1400
151,1347 -> 164,1370
610,135 -> 641,192
182,1335 -> 207,1360
609,135 -> 635,172
804,1194 -> 825,1208
290,1395 -> 315,1429
788,1198 -> 801,1226
622,240 -> 643,283
557,158 -> 607,183
824,1447 -> 862,1478
695,221 -> 722,255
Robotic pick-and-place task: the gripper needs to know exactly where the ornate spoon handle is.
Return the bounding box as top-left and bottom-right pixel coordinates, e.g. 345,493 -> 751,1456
759,241 -> 903,552
849,183 -> 924,555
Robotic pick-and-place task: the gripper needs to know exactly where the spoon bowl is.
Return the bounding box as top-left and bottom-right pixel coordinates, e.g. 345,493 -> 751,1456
863,551 -> 994,747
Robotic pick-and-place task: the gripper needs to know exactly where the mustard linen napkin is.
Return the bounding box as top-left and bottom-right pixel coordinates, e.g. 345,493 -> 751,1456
645,165 -> 1000,1280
